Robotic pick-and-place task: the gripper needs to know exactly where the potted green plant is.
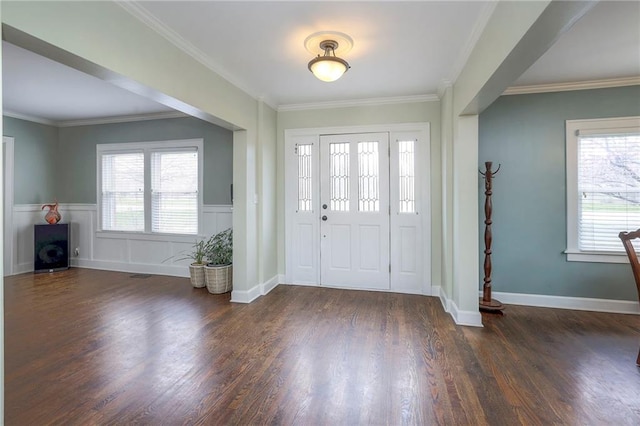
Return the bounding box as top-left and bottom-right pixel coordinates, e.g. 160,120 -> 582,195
204,228 -> 233,294
186,238 -> 208,288
163,238 -> 208,288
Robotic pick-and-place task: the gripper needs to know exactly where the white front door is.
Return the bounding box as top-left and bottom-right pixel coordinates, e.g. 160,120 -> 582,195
319,133 -> 390,289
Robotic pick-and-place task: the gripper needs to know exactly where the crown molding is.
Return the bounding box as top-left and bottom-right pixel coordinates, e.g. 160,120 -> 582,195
437,80 -> 453,99
278,94 -> 439,112
503,76 -> 640,96
4,110 -> 189,128
3,111 -> 58,126
116,1 -> 277,110
57,111 -> 188,127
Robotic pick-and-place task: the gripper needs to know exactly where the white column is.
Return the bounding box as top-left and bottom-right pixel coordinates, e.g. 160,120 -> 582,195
440,85 -> 454,311
451,115 -> 482,326
231,129 -> 259,302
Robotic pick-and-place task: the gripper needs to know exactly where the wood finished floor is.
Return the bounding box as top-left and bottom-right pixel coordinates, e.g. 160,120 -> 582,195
4,268 -> 640,425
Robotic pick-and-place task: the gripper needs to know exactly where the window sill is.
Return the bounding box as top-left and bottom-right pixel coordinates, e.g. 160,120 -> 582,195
96,231 -> 202,244
564,250 -> 629,264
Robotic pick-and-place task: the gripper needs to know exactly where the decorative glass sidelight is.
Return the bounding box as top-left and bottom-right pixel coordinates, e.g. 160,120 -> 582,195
330,142 -> 350,211
398,140 -> 416,213
297,144 -> 313,211
358,141 -> 380,212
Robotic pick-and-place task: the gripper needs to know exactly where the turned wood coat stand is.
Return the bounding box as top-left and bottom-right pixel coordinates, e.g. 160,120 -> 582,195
479,162 -> 504,312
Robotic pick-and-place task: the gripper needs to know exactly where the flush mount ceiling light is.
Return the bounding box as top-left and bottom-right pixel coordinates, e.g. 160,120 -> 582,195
305,31 -> 353,82
308,40 -> 350,82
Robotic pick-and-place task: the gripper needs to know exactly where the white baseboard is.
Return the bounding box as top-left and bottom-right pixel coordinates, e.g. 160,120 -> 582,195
231,274 -> 283,303
71,259 -> 190,277
432,285 -> 450,312
434,285 -> 483,327
488,291 -> 640,315
260,274 -> 281,295
230,284 -> 262,304
12,259 -> 189,278
450,300 -> 483,327
14,262 -> 33,275
280,281 -> 318,287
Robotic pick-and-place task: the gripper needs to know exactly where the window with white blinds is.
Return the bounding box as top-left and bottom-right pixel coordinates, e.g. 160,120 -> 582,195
101,152 -> 145,232
151,150 -> 198,234
566,117 -> 640,262
97,139 -> 203,235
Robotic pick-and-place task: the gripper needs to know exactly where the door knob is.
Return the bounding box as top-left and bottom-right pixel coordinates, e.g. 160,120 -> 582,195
322,215 -> 328,221
322,204 -> 328,209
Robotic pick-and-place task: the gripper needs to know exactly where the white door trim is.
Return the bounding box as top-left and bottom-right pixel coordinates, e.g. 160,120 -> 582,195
3,136 -> 15,276
285,123 -> 431,295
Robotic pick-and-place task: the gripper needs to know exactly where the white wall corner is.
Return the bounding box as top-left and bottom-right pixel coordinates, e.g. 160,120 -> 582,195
230,284 -> 262,304
488,291 -> 640,315
449,299 -> 483,327
260,274 -> 280,296
437,80 -> 453,100
432,285 -> 449,312
435,285 -> 483,326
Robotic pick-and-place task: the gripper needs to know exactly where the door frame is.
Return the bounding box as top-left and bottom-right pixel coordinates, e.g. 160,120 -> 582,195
284,123 -> 431,295
3,136 -> 15,276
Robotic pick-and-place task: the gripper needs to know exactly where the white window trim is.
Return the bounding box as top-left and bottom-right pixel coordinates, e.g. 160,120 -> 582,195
96,138 -> 204,237
565,116 -> 640,263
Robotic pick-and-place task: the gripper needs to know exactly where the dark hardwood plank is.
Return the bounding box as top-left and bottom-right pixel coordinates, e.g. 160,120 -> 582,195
4,268 -> 640,425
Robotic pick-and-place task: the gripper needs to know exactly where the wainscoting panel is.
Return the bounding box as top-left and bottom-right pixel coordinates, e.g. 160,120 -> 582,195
9,204 -> 233,277
13,205 -> 45,274
65,204 -> 95,262
93,237 -> 128,262
203,205 -> 233,236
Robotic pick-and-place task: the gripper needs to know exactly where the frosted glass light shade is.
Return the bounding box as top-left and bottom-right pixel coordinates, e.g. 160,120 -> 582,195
308,57 -> 349,82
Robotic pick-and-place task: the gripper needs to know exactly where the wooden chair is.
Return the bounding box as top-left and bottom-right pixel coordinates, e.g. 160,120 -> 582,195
618,229 -> 640,366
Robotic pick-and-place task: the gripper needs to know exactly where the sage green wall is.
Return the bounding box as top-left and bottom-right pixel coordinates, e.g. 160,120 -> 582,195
478,85 -> 640,301
3,115 -> 232,205
3,116 -> 58,204
3,0 -> 270,296
276,101 -> 442,285
57,116 -> 233,205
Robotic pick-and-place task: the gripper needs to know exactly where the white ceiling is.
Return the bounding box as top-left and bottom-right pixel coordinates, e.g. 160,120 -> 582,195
2,1 -> 639,124
2,41 -> 175,123
129,0 -> 490,106
514,0 -> 640,86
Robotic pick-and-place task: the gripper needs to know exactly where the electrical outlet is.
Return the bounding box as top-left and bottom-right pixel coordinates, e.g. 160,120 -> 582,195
74,247 -> 80,257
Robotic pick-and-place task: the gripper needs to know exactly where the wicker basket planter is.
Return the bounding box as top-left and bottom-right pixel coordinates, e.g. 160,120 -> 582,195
189,263 -> 206,288
205,264 -> 232,294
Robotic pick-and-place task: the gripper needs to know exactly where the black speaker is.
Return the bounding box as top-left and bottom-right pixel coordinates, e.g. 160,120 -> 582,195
34,223 -> 69,273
